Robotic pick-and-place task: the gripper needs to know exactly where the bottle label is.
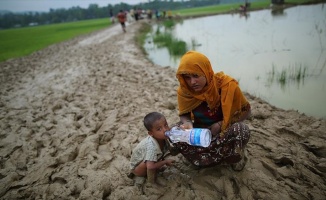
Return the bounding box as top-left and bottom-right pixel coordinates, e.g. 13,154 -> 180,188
189,129 -> 202,146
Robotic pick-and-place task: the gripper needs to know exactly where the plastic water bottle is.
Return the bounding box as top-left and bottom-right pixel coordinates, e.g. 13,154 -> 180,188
165,127 -> 212,147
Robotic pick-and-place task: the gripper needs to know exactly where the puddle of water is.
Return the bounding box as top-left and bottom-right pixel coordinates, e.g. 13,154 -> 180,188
144,4 -> 326,119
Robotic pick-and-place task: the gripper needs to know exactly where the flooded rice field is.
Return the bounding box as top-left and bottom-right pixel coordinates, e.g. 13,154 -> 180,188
144,3 -> 326,119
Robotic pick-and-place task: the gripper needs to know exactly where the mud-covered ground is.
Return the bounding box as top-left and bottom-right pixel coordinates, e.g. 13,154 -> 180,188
0,21 -> 325,200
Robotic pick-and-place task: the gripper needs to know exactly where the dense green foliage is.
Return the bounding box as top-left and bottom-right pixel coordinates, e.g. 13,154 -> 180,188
0,4 -> 127,29
0,19 -> 110,62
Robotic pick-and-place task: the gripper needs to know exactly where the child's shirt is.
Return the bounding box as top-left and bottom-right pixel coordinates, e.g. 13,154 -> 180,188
130,136 -> 168,170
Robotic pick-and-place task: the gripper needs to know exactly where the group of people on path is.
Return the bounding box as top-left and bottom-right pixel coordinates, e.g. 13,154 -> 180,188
109,8 -> 173,33
129,51 -> 252,185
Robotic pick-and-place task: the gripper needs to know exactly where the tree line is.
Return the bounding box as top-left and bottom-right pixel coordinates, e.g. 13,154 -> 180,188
0,0 -> 222,29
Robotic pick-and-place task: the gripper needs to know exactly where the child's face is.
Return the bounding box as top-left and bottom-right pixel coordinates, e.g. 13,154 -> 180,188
148,117 -> 170,140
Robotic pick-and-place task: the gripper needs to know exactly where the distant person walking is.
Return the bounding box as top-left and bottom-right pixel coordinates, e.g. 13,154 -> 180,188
167,10 -> 173,19
117,10 -> 127,33
134,8 -> 141,21
109,9 -> 115,24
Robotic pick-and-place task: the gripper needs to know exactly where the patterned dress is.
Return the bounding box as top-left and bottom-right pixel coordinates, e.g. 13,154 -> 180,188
173,102 -> 251,167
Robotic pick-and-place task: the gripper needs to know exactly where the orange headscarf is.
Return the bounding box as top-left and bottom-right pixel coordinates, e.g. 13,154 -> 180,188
176,51 -> 249,137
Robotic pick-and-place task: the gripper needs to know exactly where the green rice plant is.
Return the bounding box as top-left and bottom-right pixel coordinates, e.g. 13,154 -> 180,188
296,66 -> 303,81
267,63 -> 308,89
169,40 -> 187,56
136,22 -> 152,55
153,33 -> 173,46
155,25 -> 162,35
162,20 -> 176,29
153,32 -> 187,56
271,63 -> 276,76
191,38 -> 196,50
191,37 -> 202,50
266,63 -> 276,86
279,69 -> 287,85
288,63 -> 307,83
0,18 -> 110,62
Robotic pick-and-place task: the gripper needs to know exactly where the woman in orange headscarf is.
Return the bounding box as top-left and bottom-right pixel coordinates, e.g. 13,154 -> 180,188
173,51 -> 251,170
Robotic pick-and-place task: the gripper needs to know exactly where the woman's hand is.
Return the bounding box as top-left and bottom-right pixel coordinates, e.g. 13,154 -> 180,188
209,121 -> 222,137
179,115 -> 193,129
180,120 -> 193,129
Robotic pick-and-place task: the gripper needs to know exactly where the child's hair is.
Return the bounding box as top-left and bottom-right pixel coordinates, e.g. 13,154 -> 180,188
143,112 -> 165,131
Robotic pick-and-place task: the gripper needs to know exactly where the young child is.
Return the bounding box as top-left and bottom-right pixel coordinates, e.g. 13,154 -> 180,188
117,10 -> 126,33
129,112 -> 175,185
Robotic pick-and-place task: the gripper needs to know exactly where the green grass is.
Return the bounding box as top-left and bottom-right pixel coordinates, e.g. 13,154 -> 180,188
136,22 -> 152,55
286,0 -> 310,3
153,32 -> 187,56
0,18 -> 111,62
162,20 -> 176,29
173,1 -> 271,17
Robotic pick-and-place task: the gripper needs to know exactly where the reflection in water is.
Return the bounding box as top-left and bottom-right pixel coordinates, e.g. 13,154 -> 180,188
145,21 -> 187,66
271,6 -> 286,17
266,63 -> 307,91
239,12 -> 250,20
152,21 -> 187,56
144,4 -> 326,118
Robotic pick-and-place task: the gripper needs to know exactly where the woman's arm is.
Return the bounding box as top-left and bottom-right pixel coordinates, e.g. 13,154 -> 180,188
209,121 -> 223,137
238,104 -> 251,121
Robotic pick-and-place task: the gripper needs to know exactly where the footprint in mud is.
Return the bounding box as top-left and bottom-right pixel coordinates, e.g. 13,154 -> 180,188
52,103 -> 63,112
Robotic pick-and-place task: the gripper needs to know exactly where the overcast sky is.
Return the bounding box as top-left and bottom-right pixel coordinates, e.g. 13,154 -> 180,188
0,0 -> 147,12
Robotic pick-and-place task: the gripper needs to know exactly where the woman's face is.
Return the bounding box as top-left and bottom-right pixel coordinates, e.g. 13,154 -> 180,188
183,74 -> 207,92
